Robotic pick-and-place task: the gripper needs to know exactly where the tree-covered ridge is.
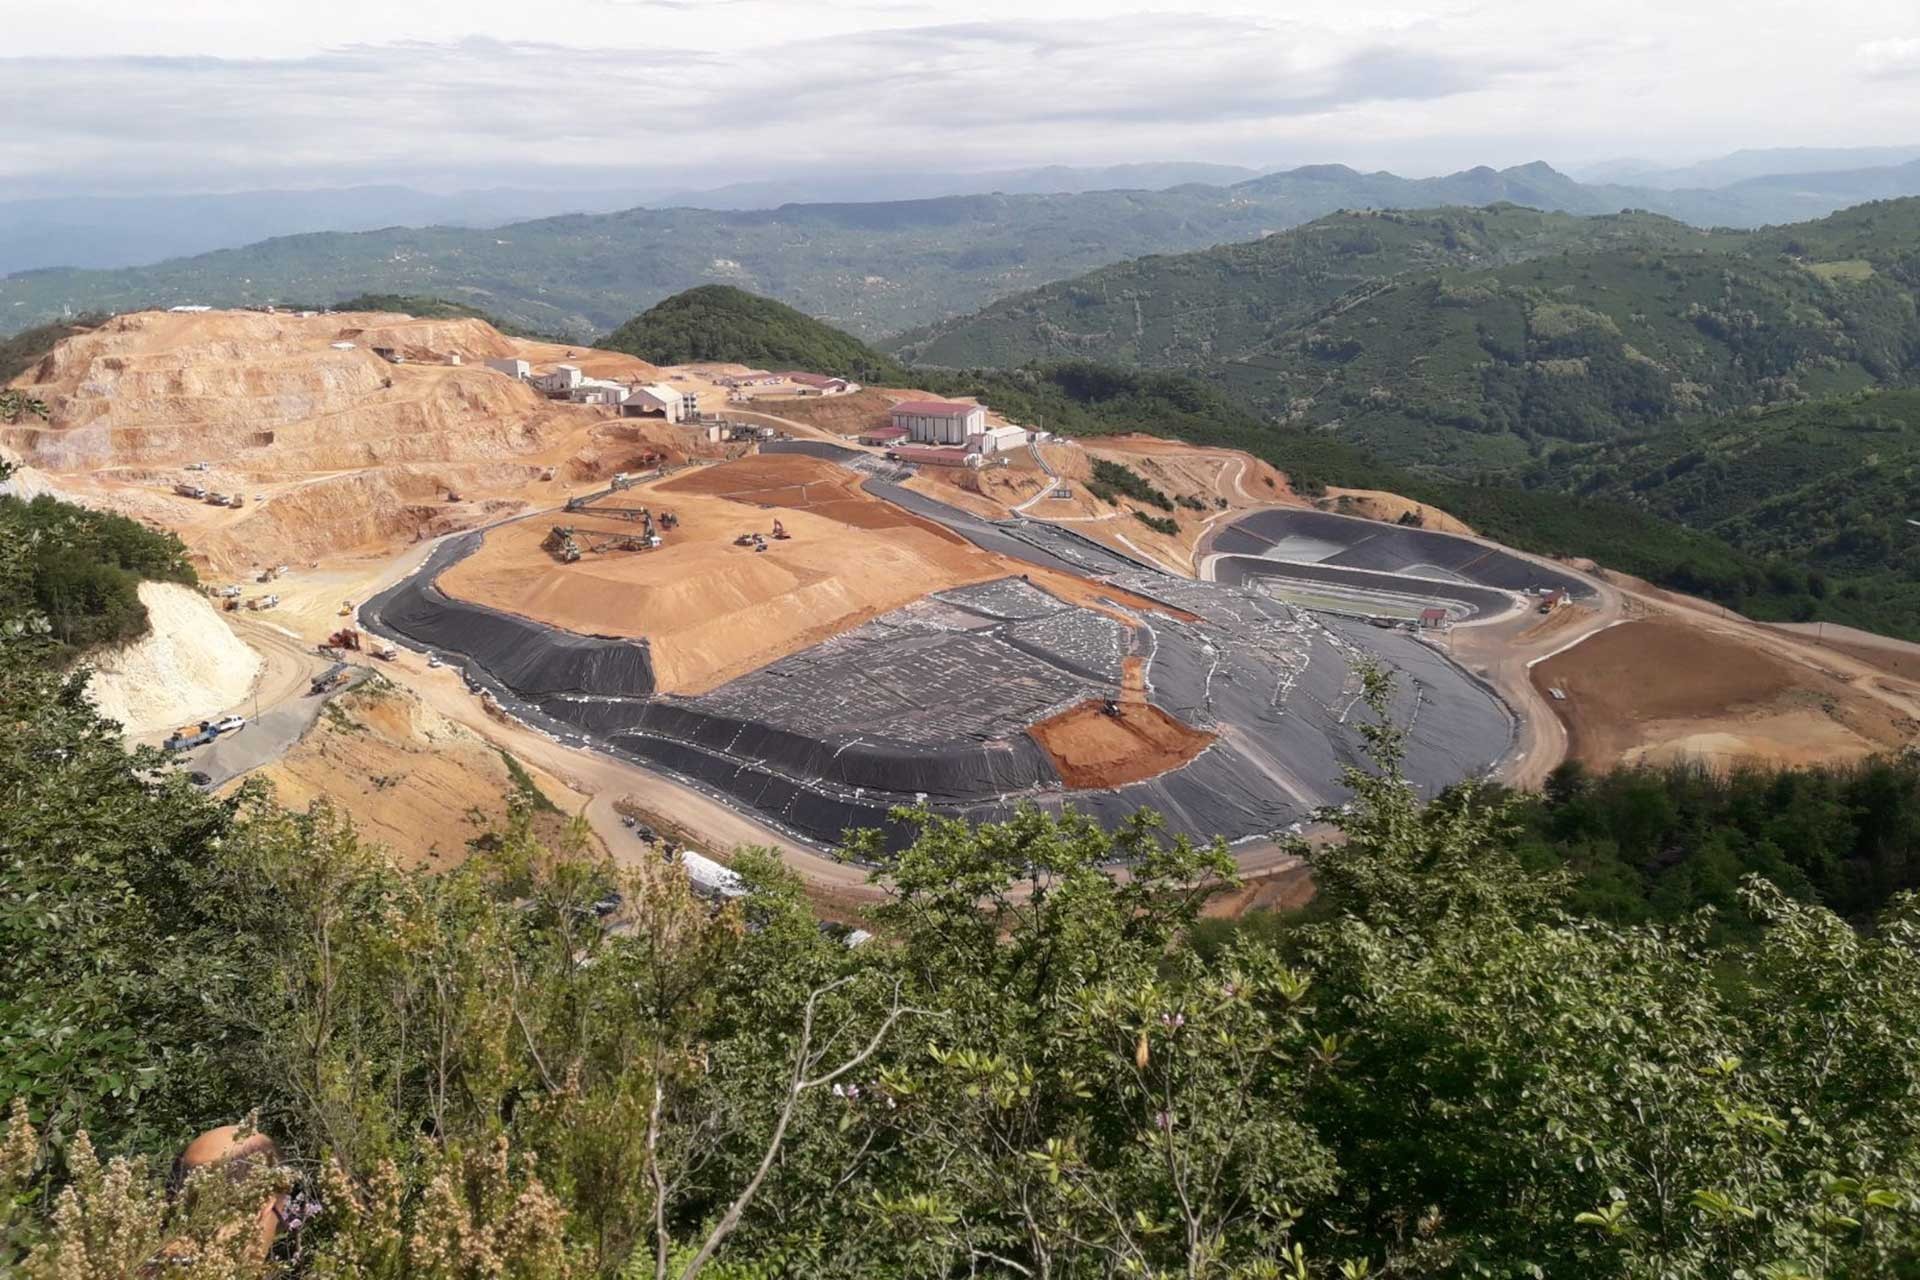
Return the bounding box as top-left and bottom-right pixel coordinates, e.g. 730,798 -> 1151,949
8,634 -> 1920,1276
598,285 -> 912,380
6,164 -> 1896,345
1538,388 -> 1920,633
1216,236 -> 1920,474
887,205 -> 1714,369
0,491 -> 198,660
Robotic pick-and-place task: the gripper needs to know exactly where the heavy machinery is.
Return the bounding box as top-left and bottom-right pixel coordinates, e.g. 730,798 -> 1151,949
733,532 -> 756,547
310,663 -> 350,695
164,723 -> 219,752
545,525 -> 583,563
370,641 -> 399,661
658,510 -> 678,530
337,599 -> 353,617
771,519 -> 790,540
325,628 -> 362,652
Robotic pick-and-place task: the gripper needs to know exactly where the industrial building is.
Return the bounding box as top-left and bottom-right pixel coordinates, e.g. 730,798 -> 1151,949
858,425 -> 909,447
485,357 -> 532,380
969,423 -> 1028,455
781,372 -> 859,395
622,383 -> 687,422
890,400 -> 986,445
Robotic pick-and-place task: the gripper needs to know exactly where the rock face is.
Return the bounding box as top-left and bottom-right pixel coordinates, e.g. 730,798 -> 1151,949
83,582 -> 263,736
3,309 -> 707,576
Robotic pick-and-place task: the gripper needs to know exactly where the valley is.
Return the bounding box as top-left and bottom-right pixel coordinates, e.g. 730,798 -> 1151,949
10,301 -> 1912,901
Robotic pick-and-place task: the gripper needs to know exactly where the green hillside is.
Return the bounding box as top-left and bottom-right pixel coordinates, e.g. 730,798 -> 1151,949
888,206 -> 1714,369
599,285 -> 910,380
0,162 -> 1864,345
1215,230 -> 1920,473
1542,389 -> 1920,631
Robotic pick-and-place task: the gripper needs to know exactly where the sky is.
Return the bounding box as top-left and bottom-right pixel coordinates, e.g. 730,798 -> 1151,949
3,0 -> 1919,196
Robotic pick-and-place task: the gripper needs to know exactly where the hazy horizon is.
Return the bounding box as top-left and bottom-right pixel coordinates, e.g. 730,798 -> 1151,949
6,1 -> 1918,199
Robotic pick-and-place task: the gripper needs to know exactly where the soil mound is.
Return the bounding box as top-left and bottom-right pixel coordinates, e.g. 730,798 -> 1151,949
1029,699 -> 1216,790
441,454 -> 1015,693
84,583 -> 264,735
1531,617 -> 1912,770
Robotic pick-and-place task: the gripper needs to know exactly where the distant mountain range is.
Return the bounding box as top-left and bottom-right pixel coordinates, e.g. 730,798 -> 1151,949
11,156 -> 1920,343
1573,145 -> 1920,189
0,162 -> 1263,276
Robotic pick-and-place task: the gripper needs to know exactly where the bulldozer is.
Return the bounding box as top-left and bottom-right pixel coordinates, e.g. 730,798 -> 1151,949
544,525 -> 583,563
337,599 -> 353,618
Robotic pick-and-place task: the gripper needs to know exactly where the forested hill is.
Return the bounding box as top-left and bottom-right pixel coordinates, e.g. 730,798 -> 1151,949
886,205 -> 1713,369
0,160 -> 1874,345
600,286 -> 910,381
1540,389 -> 1920,633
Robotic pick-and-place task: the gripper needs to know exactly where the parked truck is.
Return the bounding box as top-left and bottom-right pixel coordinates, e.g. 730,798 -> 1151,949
310,662 -> 350,696
370,641 -> 398,661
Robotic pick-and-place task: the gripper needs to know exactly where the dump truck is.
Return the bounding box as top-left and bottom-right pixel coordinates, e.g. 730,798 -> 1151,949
310,663 -> 350,695
370,641 -> 398,661
247,594 -> 279,611
163,722 -> 218,752
174,483 -> 207,499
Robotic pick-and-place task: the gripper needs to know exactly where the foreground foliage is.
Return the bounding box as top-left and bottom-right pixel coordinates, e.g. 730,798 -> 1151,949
8,606 -> 1920,1277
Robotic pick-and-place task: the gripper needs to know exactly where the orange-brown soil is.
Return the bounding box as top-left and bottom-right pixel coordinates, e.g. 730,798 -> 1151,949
1530,617 -> 1914,770
1314,487 -> 1475,535
244,677 -> 597,869
439,454 -> 1016,694
1029,699 -> 1216,790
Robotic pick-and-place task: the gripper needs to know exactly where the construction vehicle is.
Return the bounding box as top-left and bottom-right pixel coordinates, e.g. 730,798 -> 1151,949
771,519 -> 790,541
337,599 -> 353,618
446,490 -> 462,502
1101,698 -> 1123,718
370,641 -> 398,661
247,594 -> 279,611
310,663 -> 350,695
174,483 -> 207,499
204,491 -> 228,506
325,628 -> 362,652
164,723 -> 219,752
733,532 -> 756,547
225,493 -> 245,508
545,526 -> 583,563
659,510 -> 678,530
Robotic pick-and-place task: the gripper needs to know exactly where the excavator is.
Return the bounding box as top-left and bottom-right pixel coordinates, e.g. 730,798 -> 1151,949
771,518 -> 790,540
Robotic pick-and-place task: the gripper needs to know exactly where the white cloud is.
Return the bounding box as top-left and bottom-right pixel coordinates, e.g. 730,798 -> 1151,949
1858,36 -> 1920,78
0,2 -> 1915,195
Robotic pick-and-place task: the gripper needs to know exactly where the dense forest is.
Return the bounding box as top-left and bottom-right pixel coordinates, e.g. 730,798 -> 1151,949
0,469 -> 197,659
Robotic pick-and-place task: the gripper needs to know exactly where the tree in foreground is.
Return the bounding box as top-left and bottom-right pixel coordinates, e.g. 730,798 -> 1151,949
4,648 -> 1920,1276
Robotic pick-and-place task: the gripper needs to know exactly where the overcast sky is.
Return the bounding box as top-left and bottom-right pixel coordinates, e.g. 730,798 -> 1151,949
4,0 -> 1919,195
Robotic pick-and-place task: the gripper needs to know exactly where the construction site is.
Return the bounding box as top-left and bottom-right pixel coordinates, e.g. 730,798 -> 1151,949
12,306 -> 1919,893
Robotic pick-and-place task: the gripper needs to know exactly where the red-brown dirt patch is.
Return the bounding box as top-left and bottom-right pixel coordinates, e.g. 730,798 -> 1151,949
1029,699 -> 1216,789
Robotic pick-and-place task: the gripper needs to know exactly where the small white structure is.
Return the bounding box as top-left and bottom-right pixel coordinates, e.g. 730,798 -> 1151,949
678,850 -> 745,900
891,399 -> 986,446
781,372 -> 859,396
168,304 -> 212,313
533,363 -> 584,394
329,341 -> 357,350
681,390 -> 701,419
622,382 -> 686,422
571,377 -> 628,407
486,357 -> 532,380
968,424 -> 1029,455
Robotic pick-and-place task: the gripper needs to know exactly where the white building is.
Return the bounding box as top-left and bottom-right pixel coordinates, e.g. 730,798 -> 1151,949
532,363 -> 584,394
572,378 -> 628,407
621,382 -> 686,422
968,424 -> 1029,455
890,400 -> 986,446
485,357 -> 531,380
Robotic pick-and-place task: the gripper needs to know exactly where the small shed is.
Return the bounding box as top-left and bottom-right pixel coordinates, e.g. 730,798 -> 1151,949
1419,607 -> 1449,630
